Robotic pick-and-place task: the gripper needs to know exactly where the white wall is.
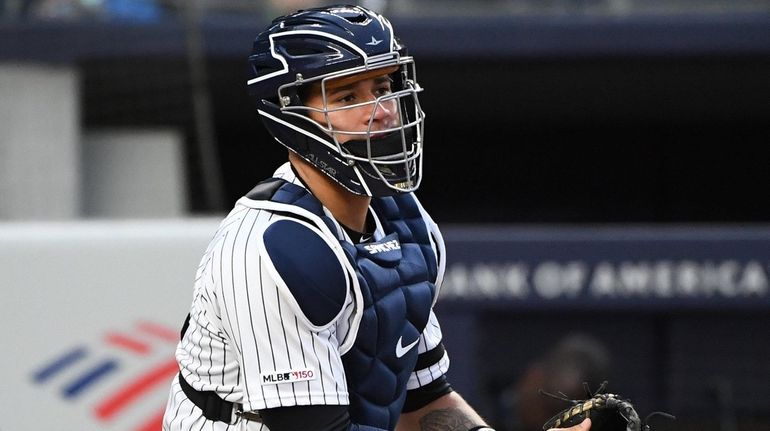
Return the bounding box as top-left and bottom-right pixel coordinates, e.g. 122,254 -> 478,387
0,218 -> 219,430
83,129 -> 188,218
0,63 -> 80,219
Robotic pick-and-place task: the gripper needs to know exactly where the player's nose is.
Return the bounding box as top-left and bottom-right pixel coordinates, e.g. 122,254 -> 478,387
365,98 -> 396,128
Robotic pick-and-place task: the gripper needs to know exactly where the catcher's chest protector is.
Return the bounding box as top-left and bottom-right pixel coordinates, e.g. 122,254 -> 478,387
267,180 -> 439,430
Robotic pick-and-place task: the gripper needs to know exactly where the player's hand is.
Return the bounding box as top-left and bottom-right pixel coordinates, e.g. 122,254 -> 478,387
547,418 -> 591,431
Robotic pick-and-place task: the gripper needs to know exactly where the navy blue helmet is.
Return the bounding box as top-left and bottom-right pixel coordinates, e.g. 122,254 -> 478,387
247,4 -> 425,197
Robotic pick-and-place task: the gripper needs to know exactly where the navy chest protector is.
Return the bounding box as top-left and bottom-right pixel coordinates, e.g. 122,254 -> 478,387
265,179 -> 439,430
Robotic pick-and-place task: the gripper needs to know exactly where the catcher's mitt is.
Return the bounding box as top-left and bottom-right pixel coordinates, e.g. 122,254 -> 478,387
541,381 -> 674,431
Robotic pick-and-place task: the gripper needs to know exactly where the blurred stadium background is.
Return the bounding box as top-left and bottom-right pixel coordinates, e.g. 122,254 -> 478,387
1,0 -> 769,430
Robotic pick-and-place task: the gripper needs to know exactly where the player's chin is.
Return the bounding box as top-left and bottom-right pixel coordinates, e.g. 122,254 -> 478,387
333,133 -> 358,144
362,129 -> 398,140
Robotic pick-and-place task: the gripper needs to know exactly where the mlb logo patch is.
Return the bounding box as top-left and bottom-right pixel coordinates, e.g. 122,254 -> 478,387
260,368 -> 317,385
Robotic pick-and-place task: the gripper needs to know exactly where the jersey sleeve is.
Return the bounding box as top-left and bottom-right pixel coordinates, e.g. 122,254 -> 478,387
215,209 -> 353,413
405,310 -> 450,390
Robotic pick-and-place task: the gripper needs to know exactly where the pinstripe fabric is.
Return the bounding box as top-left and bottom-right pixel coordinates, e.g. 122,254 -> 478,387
164,163 -> 448,430
406,312 -> 448,391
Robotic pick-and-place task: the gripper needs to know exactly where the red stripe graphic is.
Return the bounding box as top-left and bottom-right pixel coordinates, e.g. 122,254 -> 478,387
136,321 -> 179,343
94,359 -> 179,421
134,406 -> 166,431
105,333 -> 151,355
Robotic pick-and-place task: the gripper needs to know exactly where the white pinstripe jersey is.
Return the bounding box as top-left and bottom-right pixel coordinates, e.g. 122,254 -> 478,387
163,163 -> 449,431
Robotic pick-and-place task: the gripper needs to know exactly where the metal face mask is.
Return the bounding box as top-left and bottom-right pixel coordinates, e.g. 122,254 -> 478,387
281,63 -> 425,196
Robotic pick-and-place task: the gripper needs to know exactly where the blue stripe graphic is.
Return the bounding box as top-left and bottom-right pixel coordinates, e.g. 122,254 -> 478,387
62,359 -> 119,398
32,347 -> 88,383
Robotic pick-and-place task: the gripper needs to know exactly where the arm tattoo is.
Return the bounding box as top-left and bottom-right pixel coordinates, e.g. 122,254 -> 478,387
418,408 -> 478,431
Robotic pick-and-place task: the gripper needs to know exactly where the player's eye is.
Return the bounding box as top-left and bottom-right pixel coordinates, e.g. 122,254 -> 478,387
374,86 -> 392,97
334,93 -> 356,105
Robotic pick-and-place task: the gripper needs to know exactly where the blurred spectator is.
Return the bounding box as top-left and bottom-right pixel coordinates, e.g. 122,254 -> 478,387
30,0 -> 165,21
264,0 -> 335,16
1,0 -> 37,19
30,0 -> 99,20
263,0 -> 390,17
501,333 -> 612,431
100,0 -> 164,21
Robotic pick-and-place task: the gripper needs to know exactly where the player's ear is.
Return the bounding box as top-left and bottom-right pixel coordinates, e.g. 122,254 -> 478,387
298,82 -> 321,106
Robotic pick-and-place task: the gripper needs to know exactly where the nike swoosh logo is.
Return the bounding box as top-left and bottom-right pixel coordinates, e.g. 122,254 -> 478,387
395,336 -> 419,358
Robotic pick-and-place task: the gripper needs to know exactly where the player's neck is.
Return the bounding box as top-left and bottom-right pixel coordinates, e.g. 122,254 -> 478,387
289,153 -> 371,232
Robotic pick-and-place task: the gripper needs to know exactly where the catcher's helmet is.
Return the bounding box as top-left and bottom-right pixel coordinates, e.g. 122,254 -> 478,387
247,4 -> 425,197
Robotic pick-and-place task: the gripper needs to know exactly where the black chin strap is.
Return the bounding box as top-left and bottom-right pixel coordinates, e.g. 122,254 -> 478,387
343,128 -> 415,159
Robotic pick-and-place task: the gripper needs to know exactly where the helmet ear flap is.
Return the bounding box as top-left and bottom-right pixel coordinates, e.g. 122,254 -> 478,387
294,82 -> 318,109
258,98 -> 313,154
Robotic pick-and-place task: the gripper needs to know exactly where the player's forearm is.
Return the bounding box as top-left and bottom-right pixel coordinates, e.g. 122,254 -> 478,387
395,391 -> 488,431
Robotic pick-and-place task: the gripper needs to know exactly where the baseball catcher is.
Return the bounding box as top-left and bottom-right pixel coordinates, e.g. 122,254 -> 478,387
541,381 -> 675,431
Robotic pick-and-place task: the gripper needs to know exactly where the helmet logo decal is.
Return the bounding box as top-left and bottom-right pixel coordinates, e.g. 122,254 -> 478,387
365,36 -> 383,46
306,153 -> 338,177
393,180 -> 414,190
